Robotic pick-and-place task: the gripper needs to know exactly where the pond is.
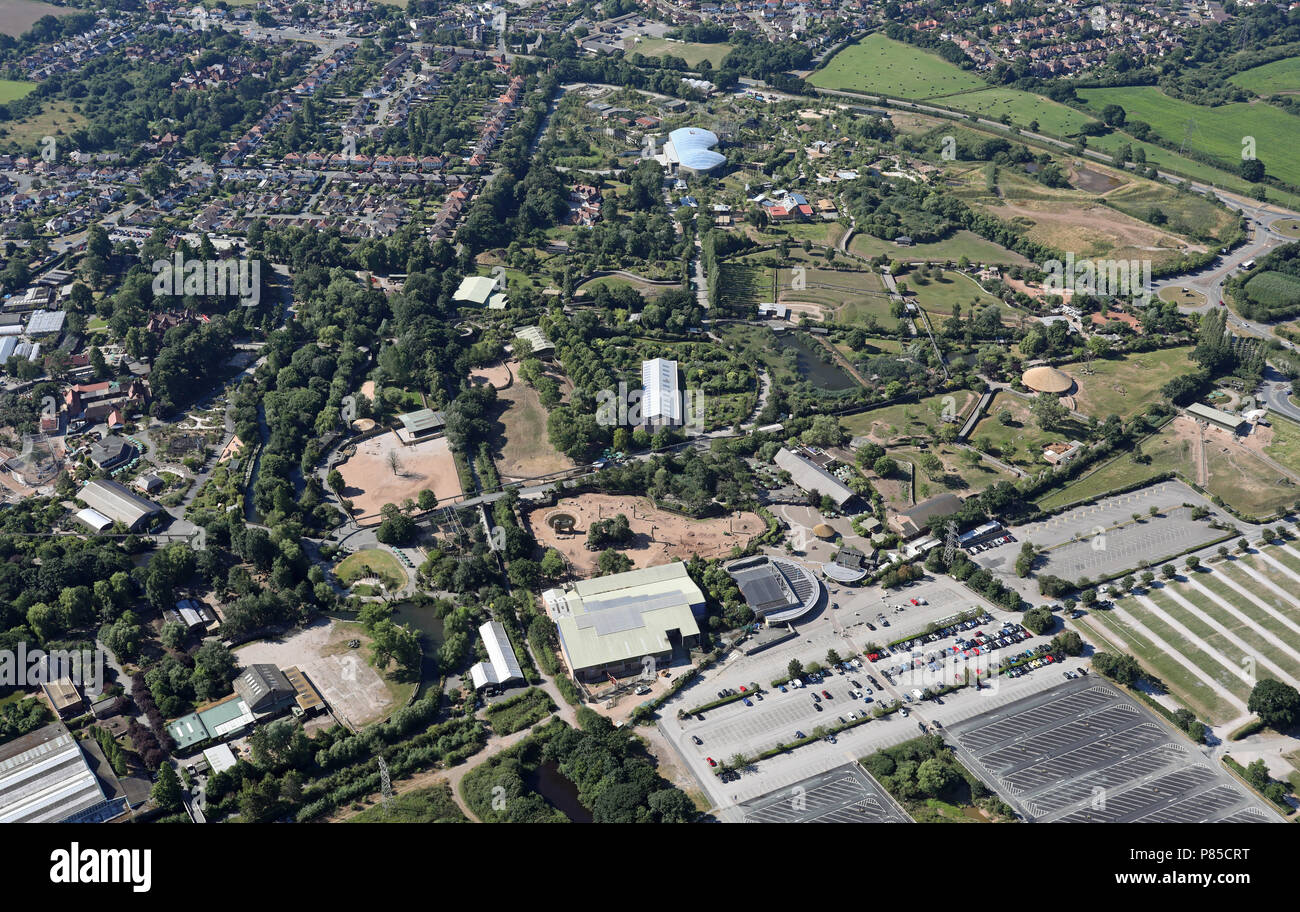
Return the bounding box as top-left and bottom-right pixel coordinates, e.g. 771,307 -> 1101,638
772,332 -> 856,392
388,600 -> 446,697
527,760 -> 592,823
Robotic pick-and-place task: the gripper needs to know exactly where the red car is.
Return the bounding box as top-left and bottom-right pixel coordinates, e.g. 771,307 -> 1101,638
707,757 -> 717,767
1045,655 -> 1055,663
739,685 -> 747,693
821,690 -> 832,699
868,653 -> 879,661
910,598 -> 919,605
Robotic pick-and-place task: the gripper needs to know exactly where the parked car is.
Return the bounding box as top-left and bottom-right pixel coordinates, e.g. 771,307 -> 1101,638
692,735 -> 703,745
707,757 -> 717,767
821,690 -> 832,699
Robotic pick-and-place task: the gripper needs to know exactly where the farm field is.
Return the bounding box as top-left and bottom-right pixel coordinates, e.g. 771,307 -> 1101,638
1079,544 -> 1300,727
628,37 -> 732,68
931,86 -> 1097,136
1058,346 -> 1197,421
1229,56 -> 1300,95
0,0 -> 72,36
522,493 -> 763,577
809,34 -> 985,99
849,228 -> 1030,266
1077,87 -> 1300,189
840,391 -> 978,443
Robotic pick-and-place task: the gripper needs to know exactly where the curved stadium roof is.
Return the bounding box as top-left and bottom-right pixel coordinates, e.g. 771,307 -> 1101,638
669,127 -> 725,172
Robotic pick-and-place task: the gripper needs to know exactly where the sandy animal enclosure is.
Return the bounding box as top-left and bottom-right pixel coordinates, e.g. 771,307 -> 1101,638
524,493 -> 764,576
337,431 -> 463,525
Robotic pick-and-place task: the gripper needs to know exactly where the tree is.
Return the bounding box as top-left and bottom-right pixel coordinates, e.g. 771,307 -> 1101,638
916,757 -> 955,796
151,764 -> 183,810
873,455 -> 897,478
387,449 -> 402,476
1160,563 -> 1176,580
1031,393 -> 1068,432
1185,556 -> 1200,572
1239,158 -> 1265,183
540,548 -> 567,580
1247,679 -> 1300,730
1092,651 -> 1141,685
787,658 -> 804,680
1051,630 -> 1084,656
1023,606 -> 1054,634
1101,104 -> 1126,126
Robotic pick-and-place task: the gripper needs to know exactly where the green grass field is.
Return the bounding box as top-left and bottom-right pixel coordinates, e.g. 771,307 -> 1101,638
810,34 -> 985,99
932,86 -> 1097,136
629,37 -> 732,69
1083,546 -> 1300,726
969,391 -> 1086,470
1229,56 -> 1300,95
1265,414 -> 1300,476
1077,87 -> 1300,189
1103,181 -> 1244,246
840,391 -> 977,442
0,80 -> 35,103
906,268 -> 1022,324
1060,346 -> 1197,421
849,228 -> 1030,266
335,549 -> 407,592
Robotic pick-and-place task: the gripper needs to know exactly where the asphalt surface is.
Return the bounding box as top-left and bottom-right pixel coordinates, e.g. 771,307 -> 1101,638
944,677 -> 1282,823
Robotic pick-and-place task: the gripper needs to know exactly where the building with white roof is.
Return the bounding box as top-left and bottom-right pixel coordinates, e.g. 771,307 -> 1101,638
543,563 -> 704,683
454,274 -> 508,309
641,357 -> 681,427
0,723 -> 128,823
468,620 -> 525,690
662,127 -> 725,175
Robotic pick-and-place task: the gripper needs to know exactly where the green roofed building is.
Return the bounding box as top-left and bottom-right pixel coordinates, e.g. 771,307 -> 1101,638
167,694 -> 256,753
395,407 -> 446,444
542,563 -> 704,684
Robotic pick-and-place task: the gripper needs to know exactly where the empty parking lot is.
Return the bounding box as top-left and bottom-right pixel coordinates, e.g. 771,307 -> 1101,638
976,481 -> 1226,580
739,763 -> 911,823
944,679 -> 1280,823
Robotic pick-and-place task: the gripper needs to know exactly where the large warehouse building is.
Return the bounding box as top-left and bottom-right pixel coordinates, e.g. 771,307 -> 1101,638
543,563 -> 705,683
77,479 -> 163,532
0,723 -> 128,823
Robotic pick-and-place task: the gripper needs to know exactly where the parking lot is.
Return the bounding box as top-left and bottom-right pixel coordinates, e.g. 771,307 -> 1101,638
657,573 -> 1096,811
736,763 -> 911,823
944,678 -> 1282,823
975,481 -> 1225,581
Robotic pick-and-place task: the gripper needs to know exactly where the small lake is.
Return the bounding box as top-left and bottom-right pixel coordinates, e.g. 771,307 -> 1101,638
527,760 -> 592,823
388,600 -> 446,697
772,332 -> 856,392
